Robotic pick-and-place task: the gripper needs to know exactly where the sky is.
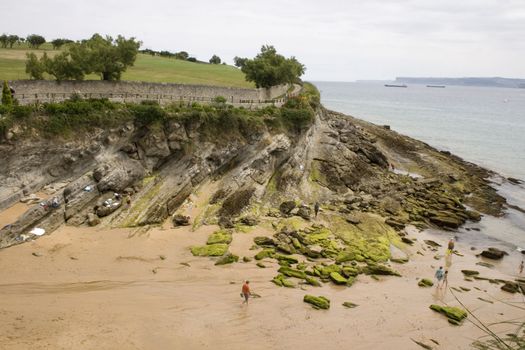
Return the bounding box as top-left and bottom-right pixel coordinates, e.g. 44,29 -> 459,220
1,0 -> 525,81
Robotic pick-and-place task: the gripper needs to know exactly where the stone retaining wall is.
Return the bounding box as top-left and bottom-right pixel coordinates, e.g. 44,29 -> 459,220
8,80 -> 292,108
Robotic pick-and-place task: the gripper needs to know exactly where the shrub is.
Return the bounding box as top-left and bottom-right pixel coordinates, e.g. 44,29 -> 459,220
11,105 -> 33,119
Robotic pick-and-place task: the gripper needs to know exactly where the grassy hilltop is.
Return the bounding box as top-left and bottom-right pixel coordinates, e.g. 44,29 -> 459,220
0,43 -> 253,88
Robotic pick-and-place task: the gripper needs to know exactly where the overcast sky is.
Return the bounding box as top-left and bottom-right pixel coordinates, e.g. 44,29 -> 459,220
2,0 -> 524,81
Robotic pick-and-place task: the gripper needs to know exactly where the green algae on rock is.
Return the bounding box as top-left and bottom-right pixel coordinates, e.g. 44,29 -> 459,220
272,274 -> 296,288
190,243 -> 228,257
418,278 -> 434,287
363,263 -> 401,277
429,304 -> 467,325
329,271 -> 348,285
278,266 -> 307,279
303,295 -> 330,310
254,248 -> 275,260
215,252 -> 239,265
207,229 -> 233,245
342,301 -> 359,308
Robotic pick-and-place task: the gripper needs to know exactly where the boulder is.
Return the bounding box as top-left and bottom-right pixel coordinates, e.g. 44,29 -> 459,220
418,278 -> 434,287
279,201 -> 296,215
424,240 -> 442,247
303,295 -> 330,310
272,274 -> 295,288
342,301 -> 358,308
240,215 -> 259,226
87,213 -> 100,226
254,236 -> 276,246
304,276 -> 321,287
480,247 -> 507,260
296,206 -> 311,220
254,248 -> 275,260
363,263 -> 401,277
96,157 -> 145,193
461,270 -> 480,276
172,214 -> 190,226
385,218 -> 405,230
190,244 -> 228,257
207,230 -> 232,245
215,253 -> 239,265
329,272 -> 348,285
501,281 -> 523,294
429,215 -> 463,229
278,266 -> 307,279
96,199 -> 122,217
429,304 -> 467,325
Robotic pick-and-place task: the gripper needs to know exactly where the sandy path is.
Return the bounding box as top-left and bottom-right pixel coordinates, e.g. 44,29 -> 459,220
0,205 -> 523,349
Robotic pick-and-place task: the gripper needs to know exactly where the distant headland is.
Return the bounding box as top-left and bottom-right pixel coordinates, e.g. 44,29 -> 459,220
395,77 -> 525,89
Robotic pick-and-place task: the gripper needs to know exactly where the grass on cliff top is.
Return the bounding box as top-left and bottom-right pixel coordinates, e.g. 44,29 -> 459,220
0,45 -> 253,88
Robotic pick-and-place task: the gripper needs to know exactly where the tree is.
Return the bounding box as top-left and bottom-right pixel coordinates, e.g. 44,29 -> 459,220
175,51 -> 189,60
0,34 -> 7,48
2,80 -> 13,106
209,54 -> 221,64
80,34 -> 141,80
233,56 -> 247,68
25,53 -> 46,80
44,52 -> 85,81
7,35 -> 19,48
26,34 -> 46,48
187,57 -> 197,62
51,38 -> 73,50
241,45 -> 305,88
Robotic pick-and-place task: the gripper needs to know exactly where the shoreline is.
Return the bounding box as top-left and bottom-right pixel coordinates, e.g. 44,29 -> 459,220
0,187 -> 524,349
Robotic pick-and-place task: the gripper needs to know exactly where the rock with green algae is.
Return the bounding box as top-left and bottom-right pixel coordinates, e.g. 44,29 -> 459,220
254,248 -> 275,260
461,270 -> 479,276
242,256 -> 252,262
342,301 -> 358,308
272,274 -> 295,288
391,257 -> 409,264
278,266 -> 307,279
304,276 -> 321,287
429,304 -> 467,325
256,262 -> 266,268
207,230 -> 232,245
329,271 -> 348,285
418,278 -> 434,287
253,236 -> 275,246
363,263 -> 401,277
303,295 -> 330,310
215,253 -> 239,265
315,264 -> 342,278
191,244 -> 228,257
274,254 -> 299,264
342,266 -> 361,277
335,250 -> 365,263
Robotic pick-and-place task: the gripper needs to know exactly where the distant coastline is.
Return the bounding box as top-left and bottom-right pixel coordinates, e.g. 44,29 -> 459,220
395,77 -> 525,89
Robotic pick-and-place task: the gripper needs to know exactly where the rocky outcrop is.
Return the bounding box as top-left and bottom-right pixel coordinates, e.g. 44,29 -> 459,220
0,102 -> 509,250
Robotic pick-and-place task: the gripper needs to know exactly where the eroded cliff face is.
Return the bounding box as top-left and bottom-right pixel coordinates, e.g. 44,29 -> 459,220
0,106 -> 507,249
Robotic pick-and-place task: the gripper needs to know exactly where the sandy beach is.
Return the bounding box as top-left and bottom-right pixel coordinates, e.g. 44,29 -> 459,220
1,190 -> 523,350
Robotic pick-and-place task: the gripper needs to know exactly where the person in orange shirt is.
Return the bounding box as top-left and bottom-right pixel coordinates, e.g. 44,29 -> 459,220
241,281 -> 251,304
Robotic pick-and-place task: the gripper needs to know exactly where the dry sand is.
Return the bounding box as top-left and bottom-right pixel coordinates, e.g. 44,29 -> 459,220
0,192 -> 524,349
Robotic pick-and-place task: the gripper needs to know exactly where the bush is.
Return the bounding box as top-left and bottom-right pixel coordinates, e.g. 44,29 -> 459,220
11,105 -> 33,119
130,103 -> 166,125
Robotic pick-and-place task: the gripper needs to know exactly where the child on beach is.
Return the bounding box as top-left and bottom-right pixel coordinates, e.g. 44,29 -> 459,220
435,266 -> 444,287
520,260 -> 524,275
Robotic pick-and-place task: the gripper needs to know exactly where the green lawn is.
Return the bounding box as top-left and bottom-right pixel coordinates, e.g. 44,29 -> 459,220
0,45 -> 253,88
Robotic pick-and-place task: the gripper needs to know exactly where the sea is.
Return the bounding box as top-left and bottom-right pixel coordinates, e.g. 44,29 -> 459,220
313,81 -> 525,272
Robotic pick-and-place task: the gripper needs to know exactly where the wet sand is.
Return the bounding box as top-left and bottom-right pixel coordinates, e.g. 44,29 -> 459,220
0,201 -> 524,349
